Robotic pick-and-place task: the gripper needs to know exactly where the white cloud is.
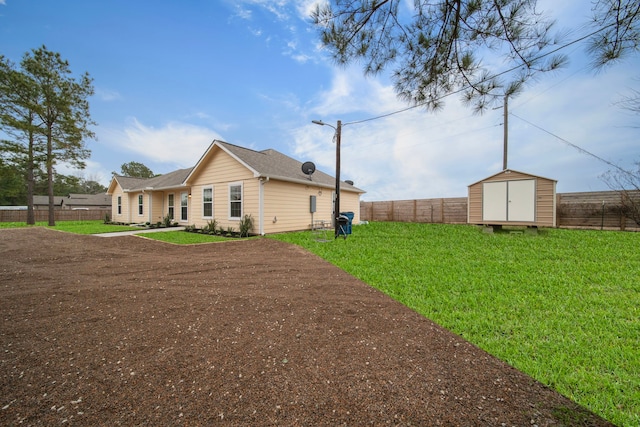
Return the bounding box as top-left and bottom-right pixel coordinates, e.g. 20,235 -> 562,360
54,159 -> 113,187
103,118 -> 221,169
94,88 -> 122,102
292,57 -> 640,201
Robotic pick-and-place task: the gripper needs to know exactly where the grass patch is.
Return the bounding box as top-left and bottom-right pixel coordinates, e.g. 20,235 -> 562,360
269,222 -> 640,427
141,230 -> 232,244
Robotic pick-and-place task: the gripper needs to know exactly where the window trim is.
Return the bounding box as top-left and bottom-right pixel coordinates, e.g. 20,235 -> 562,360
138,194 -> 143,216
167,193 -> 175,220
202,186 -> 213,218
228,182 -> 243,220
180,192 -> 188,222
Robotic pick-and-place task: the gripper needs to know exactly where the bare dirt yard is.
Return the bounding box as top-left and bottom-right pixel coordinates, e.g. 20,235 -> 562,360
1,227 -> 612,426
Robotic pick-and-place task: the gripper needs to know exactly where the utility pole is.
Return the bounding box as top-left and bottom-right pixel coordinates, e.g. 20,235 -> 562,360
503,95 -> 508,170
311,119 -> 344,239
334,120 -> 341,239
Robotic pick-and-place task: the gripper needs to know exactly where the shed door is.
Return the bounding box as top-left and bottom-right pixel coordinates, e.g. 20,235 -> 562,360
482,179 -> 536,222
508,179 -> 536,221
482,181 -> 507,221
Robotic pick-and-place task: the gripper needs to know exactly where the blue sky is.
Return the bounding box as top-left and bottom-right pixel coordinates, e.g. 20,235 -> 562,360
1,0 -> 639,201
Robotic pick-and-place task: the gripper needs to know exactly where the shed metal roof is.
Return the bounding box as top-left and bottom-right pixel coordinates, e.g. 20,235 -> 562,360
467,169 -> 557,187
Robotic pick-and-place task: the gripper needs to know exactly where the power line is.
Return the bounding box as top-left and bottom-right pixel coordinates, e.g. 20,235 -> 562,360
509,112 -> 638,178
343,21 -> 618,127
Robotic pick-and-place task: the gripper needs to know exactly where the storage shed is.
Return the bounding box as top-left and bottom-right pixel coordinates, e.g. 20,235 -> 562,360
468,169 -> 557,227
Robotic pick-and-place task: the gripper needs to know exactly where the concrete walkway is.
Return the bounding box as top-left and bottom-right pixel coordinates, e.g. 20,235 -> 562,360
93,227 -> 185,237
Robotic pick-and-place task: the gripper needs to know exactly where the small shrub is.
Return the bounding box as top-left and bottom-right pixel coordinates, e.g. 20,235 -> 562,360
184,224 -> 196,232
162,214 -> 173,228
239,214 -> 254,237
103,213 -> 111,224
204,219 -> 218,233
226,226 -> 235,237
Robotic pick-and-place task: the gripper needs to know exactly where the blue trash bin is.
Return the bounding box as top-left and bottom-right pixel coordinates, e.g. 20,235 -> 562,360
339,211 -> 354,235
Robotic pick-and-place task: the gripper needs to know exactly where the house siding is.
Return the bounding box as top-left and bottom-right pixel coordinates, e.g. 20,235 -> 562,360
262,180 -> 328,234
261,180 -> 361,234
338,191 -> 361,224
150,192 -> 165,224
188,148 -> 255,230
111,187 -> 127,221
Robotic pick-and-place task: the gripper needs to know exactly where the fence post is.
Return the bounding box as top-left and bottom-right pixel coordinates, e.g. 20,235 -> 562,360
413,199 -> 417,222
620,192 -> 626,231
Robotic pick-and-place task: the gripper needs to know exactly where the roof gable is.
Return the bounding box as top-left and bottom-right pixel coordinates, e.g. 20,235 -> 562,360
468,169 -> 557,187
109,168 -> 194,193
186,140 -> 364,193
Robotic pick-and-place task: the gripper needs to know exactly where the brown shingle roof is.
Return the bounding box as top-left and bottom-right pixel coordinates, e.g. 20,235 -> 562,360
113,167 -> 193,192
111,140 -> 364,194
196,140 -> 364,192
32,193 -> 112,207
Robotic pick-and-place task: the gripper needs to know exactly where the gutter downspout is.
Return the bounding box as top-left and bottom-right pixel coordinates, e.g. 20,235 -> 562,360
148,192 -> 153,224
259,177 -> 269,235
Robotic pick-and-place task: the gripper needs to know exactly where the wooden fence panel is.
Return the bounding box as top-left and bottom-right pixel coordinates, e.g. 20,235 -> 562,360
361,197 -> 467,224
0,209 -> 111,223
556,191 -> 639,231
360,191 -> 639,230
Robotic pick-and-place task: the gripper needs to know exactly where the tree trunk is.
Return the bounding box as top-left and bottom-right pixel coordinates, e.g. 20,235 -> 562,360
47,131 -> 55,226
26,127 -> 35,225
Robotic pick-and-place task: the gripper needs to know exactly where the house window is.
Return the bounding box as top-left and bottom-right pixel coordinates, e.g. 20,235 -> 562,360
138,194 -> 143,216
203,187 -> 213,218
229,183 -> 242,219
168,194 -> 174,220
180,192 -> 188,221
117,196 -> 122,215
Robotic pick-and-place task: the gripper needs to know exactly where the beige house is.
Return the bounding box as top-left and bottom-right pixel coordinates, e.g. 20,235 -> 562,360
468,169 -> 557,227
107,140 -> 365,235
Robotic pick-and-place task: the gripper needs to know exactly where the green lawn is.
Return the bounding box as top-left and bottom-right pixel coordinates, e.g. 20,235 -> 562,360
140,230 -> 233,244
269,222 -> 639,427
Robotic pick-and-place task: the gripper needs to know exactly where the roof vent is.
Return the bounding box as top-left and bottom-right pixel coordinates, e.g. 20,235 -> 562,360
345,180 -> 354,186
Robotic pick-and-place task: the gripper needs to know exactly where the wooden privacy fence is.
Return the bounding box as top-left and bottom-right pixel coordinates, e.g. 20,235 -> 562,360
556,191 -> 639,231
360,190 -> 640,231
360,197 -> 468,224
0,209 -> 111,223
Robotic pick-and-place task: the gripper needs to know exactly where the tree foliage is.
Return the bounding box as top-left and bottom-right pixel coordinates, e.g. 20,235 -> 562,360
601,162 -> 640,226
0,157 -> 26,205
615,87 -> 640,123
587,0 -> 640,68
0,46 -> 95,225
312,0 -> 640,111
0,54 -> 46,223
119,161 -> 155,178
602,79 -> 640,226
